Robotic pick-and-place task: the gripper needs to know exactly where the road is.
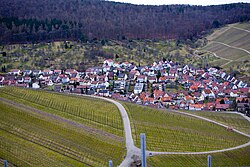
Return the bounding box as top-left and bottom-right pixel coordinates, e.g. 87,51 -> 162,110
147,109 -> 250,156
1,88 -> 249,166
79,95 -> 250,166
77,94 -> 141,167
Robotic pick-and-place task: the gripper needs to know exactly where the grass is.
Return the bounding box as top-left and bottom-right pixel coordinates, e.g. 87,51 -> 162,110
147,145 -> 250,167
0,87 -> 124,137
234,23 -> 250,31
203,42 -> 248,61
123,102 -> 249,152
212,28 -> 250,51
0,89 -> 125,166
181,111 -> 250,135
201,22 -> 250,79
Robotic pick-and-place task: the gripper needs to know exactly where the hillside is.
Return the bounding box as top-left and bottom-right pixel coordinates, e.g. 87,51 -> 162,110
0,1 -> 250,44
0,40 -> 204,71
200,22 -> 250,81
0,87 -> 249,166
0,87 -> 125,166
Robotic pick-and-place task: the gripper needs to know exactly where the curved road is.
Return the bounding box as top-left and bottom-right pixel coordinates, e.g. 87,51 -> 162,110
77,94 -> 250,167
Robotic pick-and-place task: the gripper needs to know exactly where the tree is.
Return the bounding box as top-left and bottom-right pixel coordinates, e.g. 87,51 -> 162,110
156,70 -> 161,80
220,99 -> 225,104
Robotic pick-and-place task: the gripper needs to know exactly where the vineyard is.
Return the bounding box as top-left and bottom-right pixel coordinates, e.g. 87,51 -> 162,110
182,111 -> 250,135
123,102 -> 249,152
0,87 -> 125,166
147,145 -> 250,166
0,87 -> 123,137
1,87 -> 250,166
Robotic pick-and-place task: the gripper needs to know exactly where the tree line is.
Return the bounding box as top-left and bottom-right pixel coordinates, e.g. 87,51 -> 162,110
0,0 -> 249,44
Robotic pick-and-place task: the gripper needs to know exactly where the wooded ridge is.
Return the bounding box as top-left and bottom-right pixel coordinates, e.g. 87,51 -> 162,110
0,0 -> 249,44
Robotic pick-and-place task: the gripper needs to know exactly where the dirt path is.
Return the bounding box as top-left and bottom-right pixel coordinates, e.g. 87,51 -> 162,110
0,97 -> 123,142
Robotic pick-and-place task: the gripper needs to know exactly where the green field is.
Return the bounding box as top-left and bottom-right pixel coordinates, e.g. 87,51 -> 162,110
203,42 -> 248,61
147,145 -> 250,167
1,87 -> 250,166
181,111 -> 250,135
0,87 -> 125,166
124,103 -> 249,152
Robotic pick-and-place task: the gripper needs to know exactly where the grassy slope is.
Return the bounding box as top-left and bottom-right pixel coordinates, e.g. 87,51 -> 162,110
181,111 -> 250,135
202,22 -> 250,80
0,87 -> 124,137
0,87 -> 125,166
147,146 -> 250,167
123,102 -> 249,152
0,39 -> 207,71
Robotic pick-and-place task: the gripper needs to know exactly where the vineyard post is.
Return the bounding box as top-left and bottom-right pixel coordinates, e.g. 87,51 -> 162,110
108,160 -> 112,167
4,160 -> 8,167
207,155 -> 212,167
141,133 -> 146,167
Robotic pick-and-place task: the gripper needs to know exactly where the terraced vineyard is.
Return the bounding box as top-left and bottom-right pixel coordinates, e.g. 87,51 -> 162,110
201,22 -> 250,79
124,103 -> 249,152
0,87 -> 125,166
147,145 -> 250,167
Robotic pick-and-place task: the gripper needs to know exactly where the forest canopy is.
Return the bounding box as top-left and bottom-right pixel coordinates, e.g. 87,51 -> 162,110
0,0 -> 249,44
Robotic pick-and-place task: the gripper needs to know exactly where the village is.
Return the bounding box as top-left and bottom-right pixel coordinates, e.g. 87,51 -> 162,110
0,59 -> 249,114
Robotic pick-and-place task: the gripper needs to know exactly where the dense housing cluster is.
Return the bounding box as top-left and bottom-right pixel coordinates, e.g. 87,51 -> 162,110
0,59 -> 249,114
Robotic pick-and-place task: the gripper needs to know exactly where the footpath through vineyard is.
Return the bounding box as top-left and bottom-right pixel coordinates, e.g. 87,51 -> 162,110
82,95 -> 250,167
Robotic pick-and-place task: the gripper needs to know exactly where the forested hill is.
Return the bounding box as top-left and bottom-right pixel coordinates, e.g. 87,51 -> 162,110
0,0 -> 250,44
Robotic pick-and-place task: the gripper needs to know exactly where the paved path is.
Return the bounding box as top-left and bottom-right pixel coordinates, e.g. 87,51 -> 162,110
76,94 -> 140,167
2,87 -> 249,167
147,109 -> 250,156
211,41 -> 250,55
230,25 -> 250,33
77,94 -> 250,166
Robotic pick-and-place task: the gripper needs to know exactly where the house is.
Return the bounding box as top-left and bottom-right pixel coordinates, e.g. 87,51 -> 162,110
134,83 -> 144,94
42,69 -> 53,75
23,70 -> 32,76
215,104 -> 230,111
137,75 -> 147,83
161,96 -> 175,106
112,80 -> 125,92
202,89 -> 215,99
189,103 -> 204,111
154,90 -> 165,100
237,103 -> 250,113
32,82 -> 40,89
65,69 -> 79,77
33,70 -> 42,76
205,102 -> 216,111
9,69 -> 21,75
98,89 -> 110,97
128,70 -> 140,81
147,76 -> 157,84
158,76 -> 167,83
165,76 -> 176,82
143,97 -> 154,105
0,76 -> 4,84
58,74 -> 69,84
118,73 -> 128,81
17,76 -> 24,83
103,59 -> 114,67
53,70 -> 62,75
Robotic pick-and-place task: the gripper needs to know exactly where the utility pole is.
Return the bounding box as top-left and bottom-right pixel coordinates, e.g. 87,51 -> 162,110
208,155 -> 212,167
141,133 -> 146,167
4,160 -> 8,167
108,160 -> 112,167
